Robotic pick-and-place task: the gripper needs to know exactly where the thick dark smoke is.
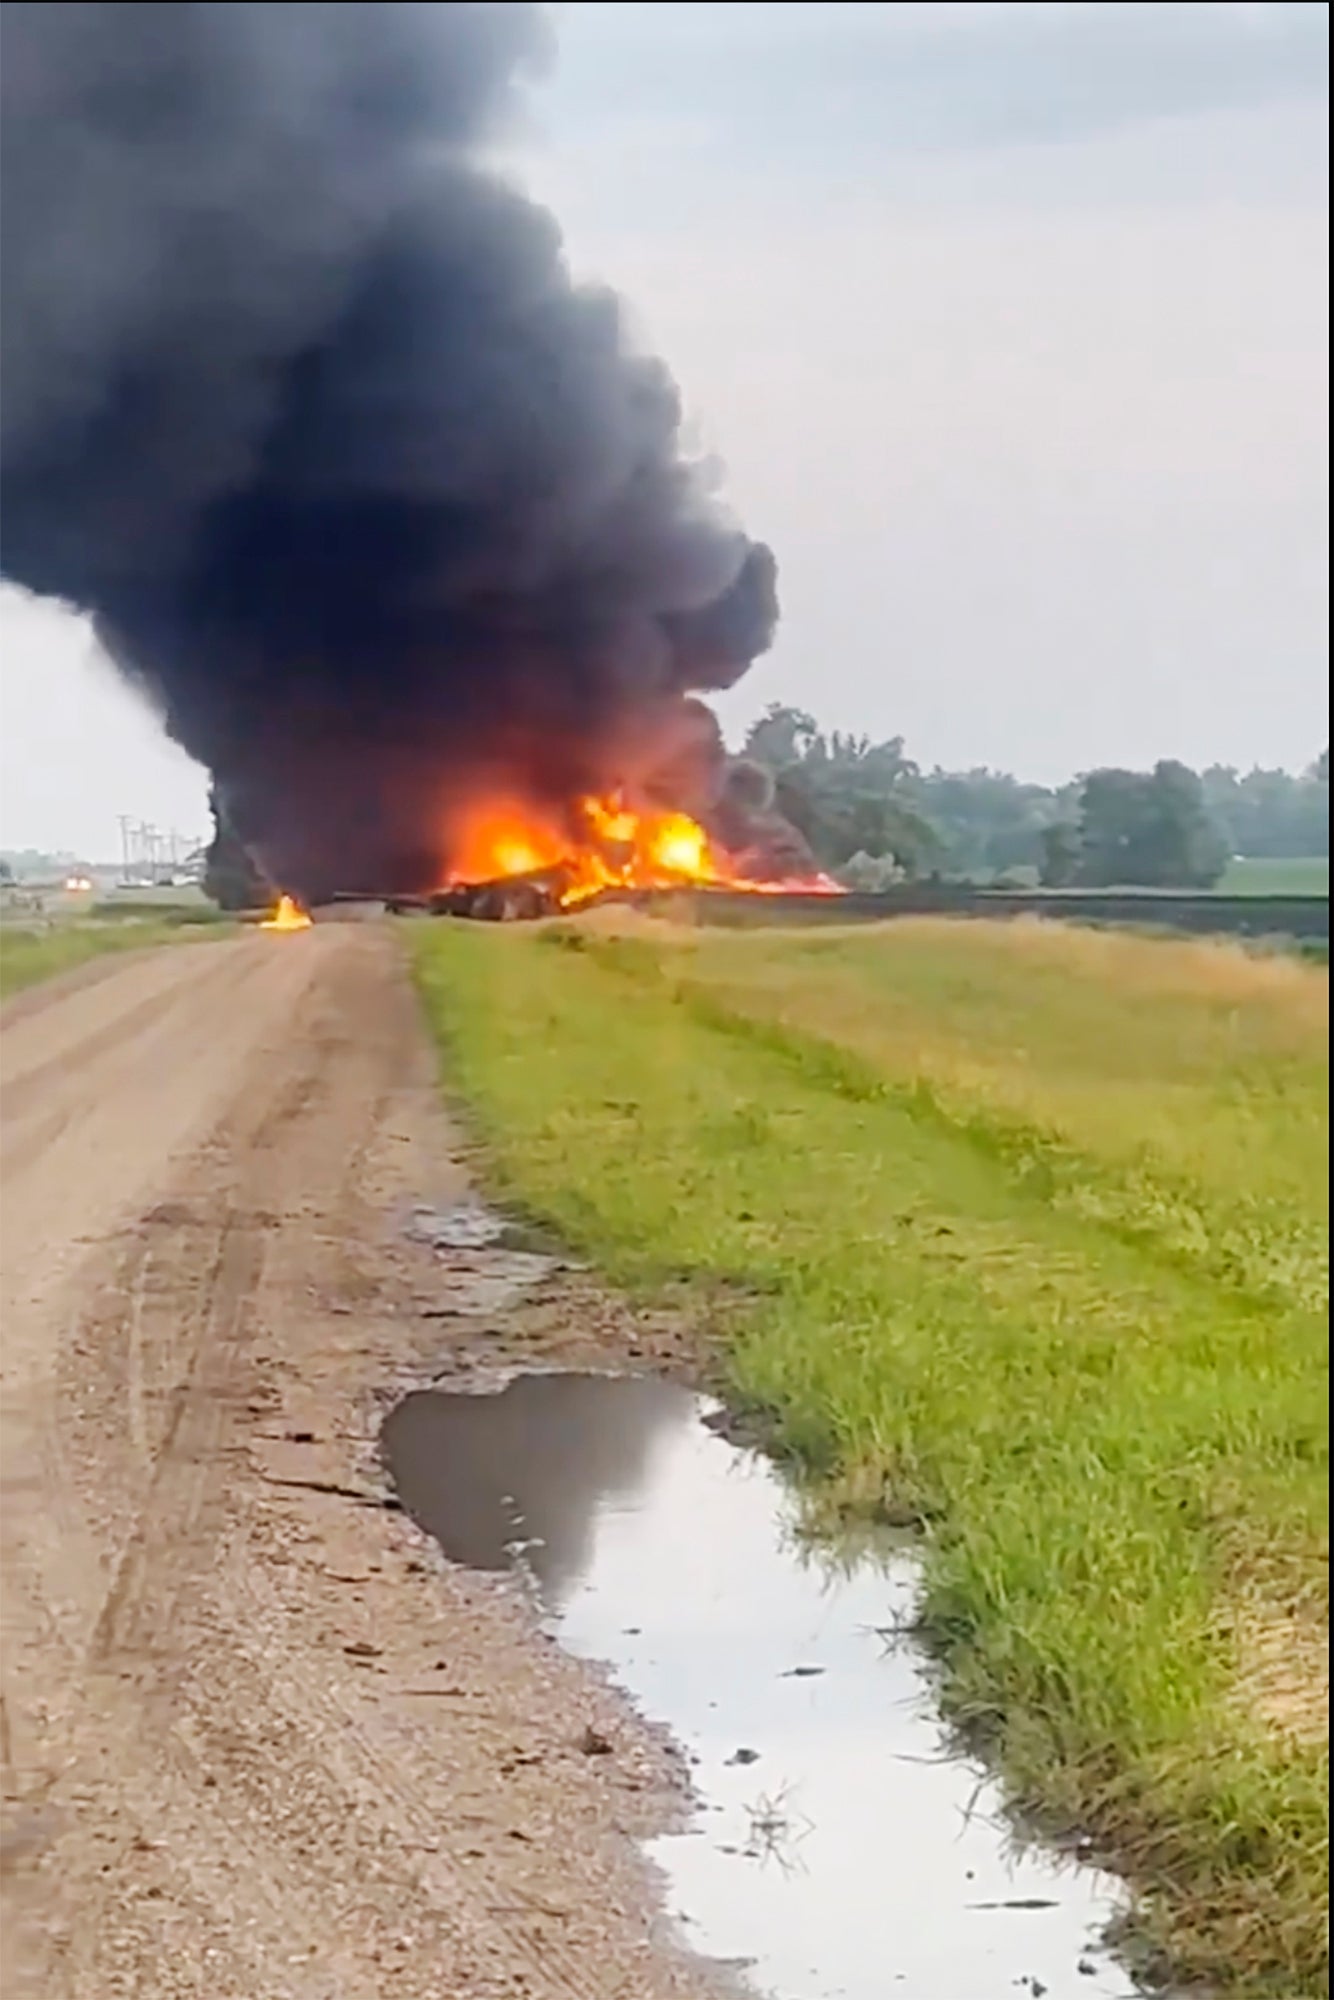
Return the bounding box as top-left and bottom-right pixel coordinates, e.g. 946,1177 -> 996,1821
0,2 -> 790,897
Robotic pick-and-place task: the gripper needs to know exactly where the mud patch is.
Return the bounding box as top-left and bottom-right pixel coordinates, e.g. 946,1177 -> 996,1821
384,1372 -> 1140,2000
402,1200 -> 562,1320
407,1200 -> 510,1252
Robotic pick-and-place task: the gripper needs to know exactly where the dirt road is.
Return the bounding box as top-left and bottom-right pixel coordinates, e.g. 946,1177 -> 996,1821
1,928 -> 716,1999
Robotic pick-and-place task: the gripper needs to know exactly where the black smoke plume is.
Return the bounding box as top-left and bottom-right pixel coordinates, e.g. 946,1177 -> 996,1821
0,2 -> 791,898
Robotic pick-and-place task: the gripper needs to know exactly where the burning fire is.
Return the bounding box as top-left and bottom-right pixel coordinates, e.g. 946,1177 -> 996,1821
259,893 -> 313,931
446,793 -> 841,907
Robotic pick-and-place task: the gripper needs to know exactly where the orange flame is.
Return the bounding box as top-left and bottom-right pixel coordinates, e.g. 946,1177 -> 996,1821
445,793 -> 841,907
259,893 -> 313,931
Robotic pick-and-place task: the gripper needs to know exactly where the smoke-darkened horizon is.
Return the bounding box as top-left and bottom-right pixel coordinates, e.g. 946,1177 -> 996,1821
0,2 -> 791,897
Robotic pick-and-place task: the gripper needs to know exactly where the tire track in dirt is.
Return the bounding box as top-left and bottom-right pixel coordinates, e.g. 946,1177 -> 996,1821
1,927 -> 724,2000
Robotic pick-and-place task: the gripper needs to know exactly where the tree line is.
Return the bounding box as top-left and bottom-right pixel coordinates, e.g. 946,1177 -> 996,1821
201,721 -> 1328,903
741,707 -> 1329,890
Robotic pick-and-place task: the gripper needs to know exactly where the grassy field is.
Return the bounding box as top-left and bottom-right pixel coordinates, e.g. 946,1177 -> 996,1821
978,858 -> 1329,897
1220,856 -> 1329,896
409,911 -> 1329,1996
0,911 -> 230,999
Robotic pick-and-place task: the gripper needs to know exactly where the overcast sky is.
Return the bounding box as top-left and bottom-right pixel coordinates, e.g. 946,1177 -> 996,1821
1,0 -> 1327,858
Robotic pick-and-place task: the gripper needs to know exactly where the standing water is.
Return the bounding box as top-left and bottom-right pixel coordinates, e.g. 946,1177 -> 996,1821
383,1373 -> 1139,2000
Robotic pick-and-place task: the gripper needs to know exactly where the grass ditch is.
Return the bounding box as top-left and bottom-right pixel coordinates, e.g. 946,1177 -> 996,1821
0,911 -> 232,999
407,911 -> 1328,1996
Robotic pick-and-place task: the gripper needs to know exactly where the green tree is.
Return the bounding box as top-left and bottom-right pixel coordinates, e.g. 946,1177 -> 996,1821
1038,821 -> 1082,888
913,767 -> 1062,877
742,703 -> 821,770
1076,762 -> 1227,889
745,706 -> 935,874
735,709 -> 1319,888
1201,761 -> 1329,859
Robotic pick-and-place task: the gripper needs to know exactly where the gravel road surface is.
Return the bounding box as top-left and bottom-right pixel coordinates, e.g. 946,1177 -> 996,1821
1,928 -> 718,2000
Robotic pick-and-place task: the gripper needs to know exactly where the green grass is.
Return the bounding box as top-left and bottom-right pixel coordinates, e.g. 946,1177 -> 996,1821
0,914 -> 230,999
1220,856 -> 1329,896
408,911 -> 1329,1996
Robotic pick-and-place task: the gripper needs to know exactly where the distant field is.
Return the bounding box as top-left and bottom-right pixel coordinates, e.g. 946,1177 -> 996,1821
1220,855 -> 1329,896
411,911 -> 1329,1997
980,859 -> 1330,898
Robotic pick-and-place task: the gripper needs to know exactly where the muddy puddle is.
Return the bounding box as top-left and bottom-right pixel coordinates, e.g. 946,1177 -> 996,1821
383,1372 -> 1140,2000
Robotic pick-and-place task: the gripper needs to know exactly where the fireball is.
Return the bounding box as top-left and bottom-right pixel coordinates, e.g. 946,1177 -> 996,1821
259,894 -> 313,932
443,790 -> 841,908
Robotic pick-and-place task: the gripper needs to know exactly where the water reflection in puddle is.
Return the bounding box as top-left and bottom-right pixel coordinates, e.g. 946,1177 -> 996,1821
383,1373 -> 1138,2000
